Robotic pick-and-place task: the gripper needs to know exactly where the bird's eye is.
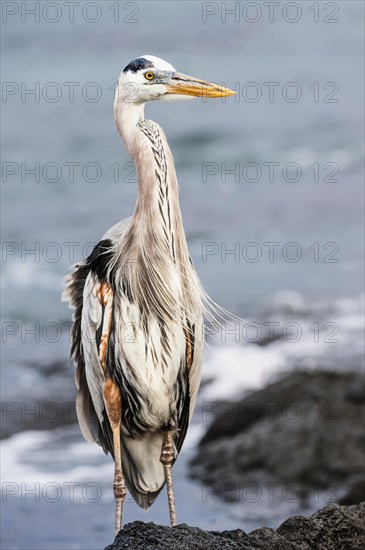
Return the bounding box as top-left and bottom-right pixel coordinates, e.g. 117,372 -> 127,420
144,71 -> 154,81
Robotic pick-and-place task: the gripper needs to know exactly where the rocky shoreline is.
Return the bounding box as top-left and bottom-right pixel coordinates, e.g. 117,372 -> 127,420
105,369 -> 365,549
105,503 -> 365,550
190,370 -> 365,508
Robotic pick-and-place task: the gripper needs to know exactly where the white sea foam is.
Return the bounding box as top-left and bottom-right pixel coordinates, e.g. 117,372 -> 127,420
200,344 -> 285,401
200,292 -> 364,402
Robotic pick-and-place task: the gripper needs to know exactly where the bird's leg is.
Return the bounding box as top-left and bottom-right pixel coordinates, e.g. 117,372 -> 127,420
160,431 -> 177,527
103,378 -> 127,535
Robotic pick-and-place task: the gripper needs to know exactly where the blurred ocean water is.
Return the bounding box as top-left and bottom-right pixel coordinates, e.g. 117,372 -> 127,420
1,1 -> 364,548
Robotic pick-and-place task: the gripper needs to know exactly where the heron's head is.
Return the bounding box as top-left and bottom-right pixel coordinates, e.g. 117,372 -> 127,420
117,55 -> 235,104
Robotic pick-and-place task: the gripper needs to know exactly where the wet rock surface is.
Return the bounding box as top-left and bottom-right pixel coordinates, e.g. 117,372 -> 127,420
105,503 -> 365,550
190,370 -> 365,506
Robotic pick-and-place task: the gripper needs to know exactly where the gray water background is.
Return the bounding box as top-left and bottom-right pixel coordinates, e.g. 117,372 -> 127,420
1,1 -> 364,548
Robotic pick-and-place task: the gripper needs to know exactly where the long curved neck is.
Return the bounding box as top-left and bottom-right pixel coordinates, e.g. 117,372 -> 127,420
113,97 -> 202,324
115,99 -> 186,263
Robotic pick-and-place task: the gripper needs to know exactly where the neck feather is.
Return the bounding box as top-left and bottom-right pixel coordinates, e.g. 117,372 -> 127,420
115,100 -> 184,260
113,98 -> 203,324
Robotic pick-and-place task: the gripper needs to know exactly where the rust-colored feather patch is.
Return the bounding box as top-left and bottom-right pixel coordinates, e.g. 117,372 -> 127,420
183,326 -> 193,369
97,282 -> 113,372
103,378 -> 121,429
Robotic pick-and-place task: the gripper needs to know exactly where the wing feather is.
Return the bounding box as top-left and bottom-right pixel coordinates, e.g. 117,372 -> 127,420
63,217 -> 205,509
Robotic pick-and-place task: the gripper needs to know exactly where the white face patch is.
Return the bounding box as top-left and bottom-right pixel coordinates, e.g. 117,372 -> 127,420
139,55 -> 176,73
118,56 -> 181,104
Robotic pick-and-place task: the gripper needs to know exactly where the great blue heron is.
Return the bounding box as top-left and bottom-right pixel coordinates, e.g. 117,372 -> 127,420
63,55 -> 235,534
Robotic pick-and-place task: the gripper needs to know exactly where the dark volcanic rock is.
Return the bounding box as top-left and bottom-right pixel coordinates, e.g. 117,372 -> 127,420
105,503 -> 365,550
190,370 -> 365,505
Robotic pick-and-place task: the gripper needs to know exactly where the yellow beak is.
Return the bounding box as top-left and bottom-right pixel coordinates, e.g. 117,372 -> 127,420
166,72 -> 236,98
